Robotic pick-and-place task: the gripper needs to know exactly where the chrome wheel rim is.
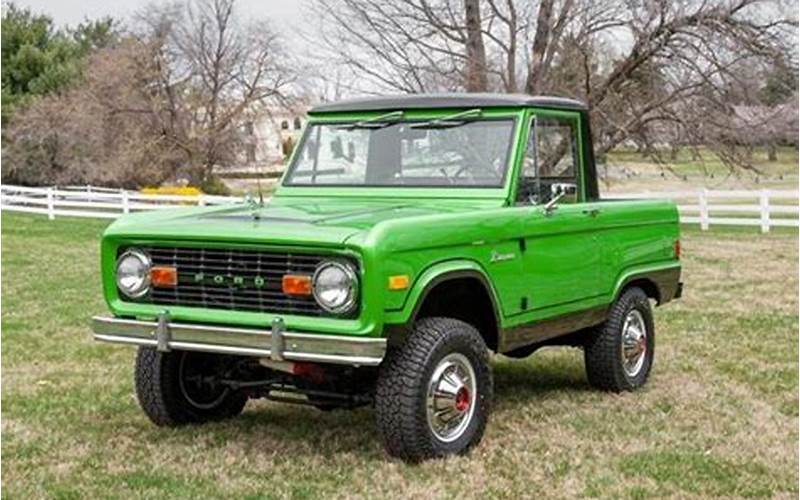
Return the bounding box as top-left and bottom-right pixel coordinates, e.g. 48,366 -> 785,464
426,353 -> 477,443
621,309 -> 648,377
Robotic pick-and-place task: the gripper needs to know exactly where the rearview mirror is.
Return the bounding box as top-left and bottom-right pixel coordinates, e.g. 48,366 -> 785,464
330,137 -> 344,159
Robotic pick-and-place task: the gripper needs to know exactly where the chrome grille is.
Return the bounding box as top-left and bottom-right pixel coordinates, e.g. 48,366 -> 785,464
132,246 -> 341,316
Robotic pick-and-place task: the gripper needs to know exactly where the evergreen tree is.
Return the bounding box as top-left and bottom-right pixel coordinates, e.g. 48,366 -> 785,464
1,3 -> 117,124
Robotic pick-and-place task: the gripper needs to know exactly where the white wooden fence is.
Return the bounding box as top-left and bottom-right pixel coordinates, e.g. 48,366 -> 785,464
1,184 -> 797,232
0,184 -> 242,219
604,189 -> 799,233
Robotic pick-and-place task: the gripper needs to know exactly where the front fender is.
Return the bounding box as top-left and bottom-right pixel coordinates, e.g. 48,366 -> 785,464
383,259 -> 502,327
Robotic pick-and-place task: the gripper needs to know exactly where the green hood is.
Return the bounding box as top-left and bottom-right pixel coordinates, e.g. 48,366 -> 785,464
104,196 -> 502,248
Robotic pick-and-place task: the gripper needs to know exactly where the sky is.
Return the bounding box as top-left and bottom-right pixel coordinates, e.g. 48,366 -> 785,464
6,0 -> 306,30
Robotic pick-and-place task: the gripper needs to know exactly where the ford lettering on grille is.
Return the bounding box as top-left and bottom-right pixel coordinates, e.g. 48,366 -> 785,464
192,272 -> 269,288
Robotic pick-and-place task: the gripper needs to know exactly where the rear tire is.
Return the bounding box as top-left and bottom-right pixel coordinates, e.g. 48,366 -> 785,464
375,317 -> 493,462
584,287 -> 655,392
134,348 -> 247,426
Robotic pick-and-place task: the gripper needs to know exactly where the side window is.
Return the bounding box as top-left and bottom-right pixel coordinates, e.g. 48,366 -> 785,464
517,116 -> 579,205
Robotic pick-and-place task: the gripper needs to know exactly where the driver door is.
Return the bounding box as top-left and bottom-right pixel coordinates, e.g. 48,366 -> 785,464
516,112 -> 602,313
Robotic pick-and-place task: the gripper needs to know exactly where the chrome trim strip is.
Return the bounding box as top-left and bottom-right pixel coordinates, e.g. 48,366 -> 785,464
91,315 -> 386,366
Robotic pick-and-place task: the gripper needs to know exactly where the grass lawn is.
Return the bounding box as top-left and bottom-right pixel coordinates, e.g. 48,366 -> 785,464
2,212 -> 798,498
602,146 -> 798,193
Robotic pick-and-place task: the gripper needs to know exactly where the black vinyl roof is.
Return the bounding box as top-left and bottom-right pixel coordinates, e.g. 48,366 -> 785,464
309,93 -> 587,113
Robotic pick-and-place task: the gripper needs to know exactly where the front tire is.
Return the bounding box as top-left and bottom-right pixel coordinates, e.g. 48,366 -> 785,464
375,317 -> 493,462
134,348 -> 247,426
584,287 -> 655,391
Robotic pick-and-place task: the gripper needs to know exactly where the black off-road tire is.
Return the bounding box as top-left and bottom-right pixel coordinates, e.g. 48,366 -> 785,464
584,287 -> 655,392
374,317 -> 493,462
134,347 -> 247,426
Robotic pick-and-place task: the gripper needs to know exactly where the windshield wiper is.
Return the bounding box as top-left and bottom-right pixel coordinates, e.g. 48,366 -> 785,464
336,111 -> 404,130
410,108 -> 482,129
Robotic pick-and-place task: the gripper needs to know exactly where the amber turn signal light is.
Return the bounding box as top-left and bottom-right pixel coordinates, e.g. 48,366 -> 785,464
150,266 -> 177,287
674,239 -> 681,259
388,274 -> 410,290
282,274 -> 312,296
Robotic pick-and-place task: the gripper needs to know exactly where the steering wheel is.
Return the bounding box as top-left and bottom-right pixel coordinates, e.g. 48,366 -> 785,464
452,164 -> 502,183
439,168 -> 456,184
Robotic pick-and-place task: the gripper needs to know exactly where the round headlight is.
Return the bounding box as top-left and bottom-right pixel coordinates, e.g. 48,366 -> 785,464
312,261 -> 358,314
116,249 -> 151,298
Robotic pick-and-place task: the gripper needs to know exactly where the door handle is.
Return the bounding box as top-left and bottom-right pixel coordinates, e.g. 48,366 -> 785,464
582,208 -> 600,217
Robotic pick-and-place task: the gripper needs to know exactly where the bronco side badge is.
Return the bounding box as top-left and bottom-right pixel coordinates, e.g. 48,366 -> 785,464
490,250 -> 515,263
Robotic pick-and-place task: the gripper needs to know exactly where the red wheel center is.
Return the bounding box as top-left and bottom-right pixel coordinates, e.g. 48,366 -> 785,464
636,337 -> 646,355
454,386 -> 470,412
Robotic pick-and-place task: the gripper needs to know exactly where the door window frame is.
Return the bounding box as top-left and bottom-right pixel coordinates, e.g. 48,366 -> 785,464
513,109 -> 586,205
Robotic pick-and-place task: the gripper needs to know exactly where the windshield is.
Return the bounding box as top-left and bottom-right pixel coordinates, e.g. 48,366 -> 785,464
283,118 -> 515,187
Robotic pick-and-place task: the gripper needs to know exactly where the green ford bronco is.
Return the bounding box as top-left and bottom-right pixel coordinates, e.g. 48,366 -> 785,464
93,93 -> 682,462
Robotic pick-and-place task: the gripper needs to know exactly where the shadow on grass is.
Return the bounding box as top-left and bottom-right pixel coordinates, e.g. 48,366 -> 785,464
493,352 -> 592,400
183,350 -> 593,458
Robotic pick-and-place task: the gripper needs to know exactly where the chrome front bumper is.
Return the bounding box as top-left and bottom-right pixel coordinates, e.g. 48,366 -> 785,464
91,314 -> 387,366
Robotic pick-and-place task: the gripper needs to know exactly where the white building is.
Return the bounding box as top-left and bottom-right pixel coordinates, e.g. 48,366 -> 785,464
240,101 -> 310,169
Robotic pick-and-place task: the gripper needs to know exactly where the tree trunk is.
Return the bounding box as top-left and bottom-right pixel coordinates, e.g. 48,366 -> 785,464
525,0 -> 554,95
464,0 -> 488,92
767,143 -> 778,162
506,26 -> 517,92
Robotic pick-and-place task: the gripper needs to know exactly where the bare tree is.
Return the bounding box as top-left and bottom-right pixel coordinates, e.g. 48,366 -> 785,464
485,0 -> 521,91
311,0 -> 482,93
309,0 -> 797,172
525,0 -> 554,94
3,0 -> 292,189
464,0 -> 488,91
135,0 -> 291,185
2,40 -> 180,187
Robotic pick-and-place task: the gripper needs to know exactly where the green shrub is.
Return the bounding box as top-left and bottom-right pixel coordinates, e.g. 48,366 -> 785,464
199,175 -> 230,195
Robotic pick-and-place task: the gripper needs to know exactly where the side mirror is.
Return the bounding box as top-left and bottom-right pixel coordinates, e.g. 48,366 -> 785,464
543,183 -> 577,216
550,182 -> 577,197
